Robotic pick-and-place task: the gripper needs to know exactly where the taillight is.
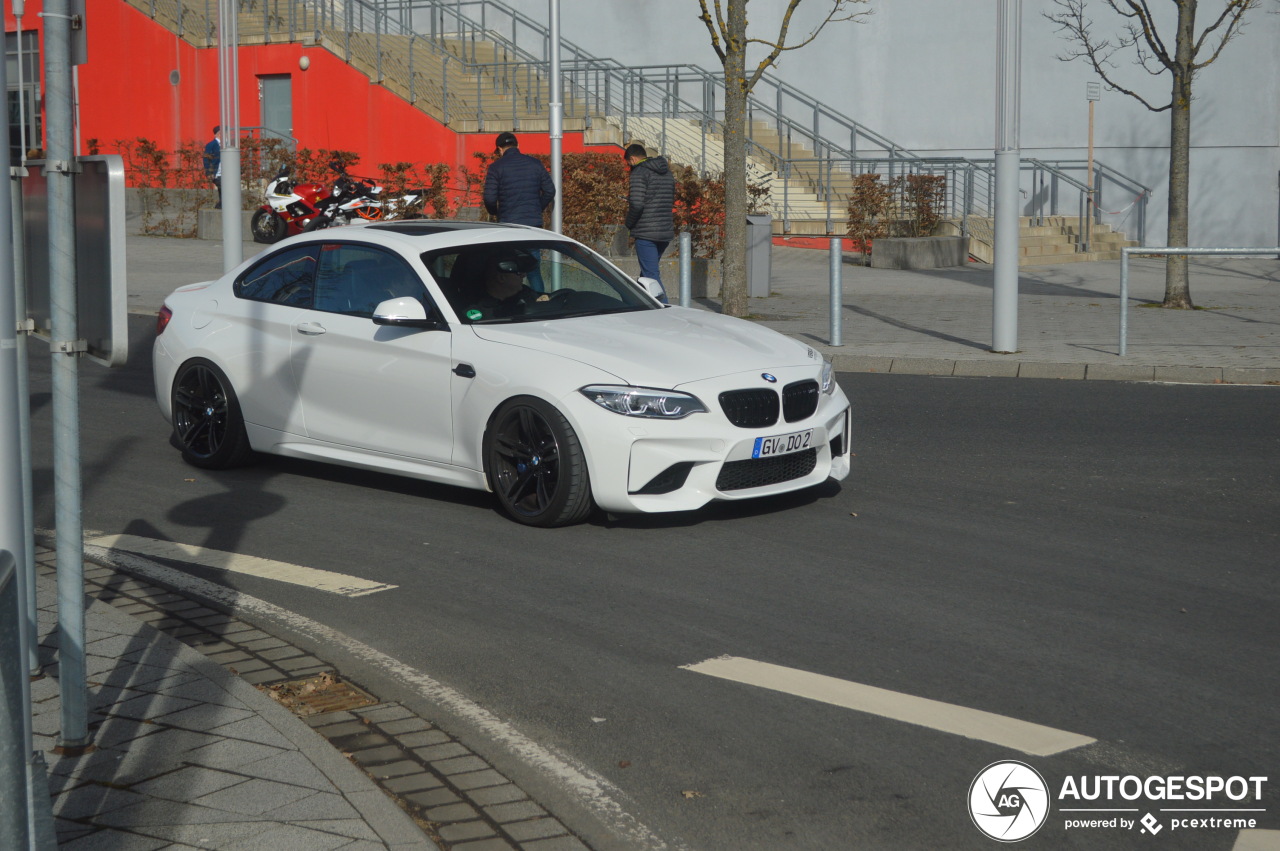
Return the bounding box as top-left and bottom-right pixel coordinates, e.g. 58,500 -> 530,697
156,306 -> 173,335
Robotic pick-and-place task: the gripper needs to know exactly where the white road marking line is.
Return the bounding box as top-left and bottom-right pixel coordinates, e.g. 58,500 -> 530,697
81,544 -> 679,851
682,655 -> 1096,757
1235,830 -> 1280,851
84,534 -> 396,598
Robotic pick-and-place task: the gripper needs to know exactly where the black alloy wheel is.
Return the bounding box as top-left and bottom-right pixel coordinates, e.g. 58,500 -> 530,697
171,359 -> 254,469
250,209 -> 286,243
484,397 -> 594,527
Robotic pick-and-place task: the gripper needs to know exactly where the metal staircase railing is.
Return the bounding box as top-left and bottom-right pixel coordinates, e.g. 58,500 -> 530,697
125,0 -> 1149,246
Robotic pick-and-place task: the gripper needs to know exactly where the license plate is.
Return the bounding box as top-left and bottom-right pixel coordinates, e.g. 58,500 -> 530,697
752,428 -> 813,458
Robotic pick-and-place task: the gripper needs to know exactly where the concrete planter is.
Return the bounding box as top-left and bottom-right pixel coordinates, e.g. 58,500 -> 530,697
197,209 -> 256,241
871,236 -> 970,269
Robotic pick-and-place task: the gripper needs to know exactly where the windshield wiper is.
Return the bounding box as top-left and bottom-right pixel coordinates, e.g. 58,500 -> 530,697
554,305 -> 650,319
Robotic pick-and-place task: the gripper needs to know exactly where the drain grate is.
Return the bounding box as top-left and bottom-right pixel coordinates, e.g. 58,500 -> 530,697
258,672 -> 379,716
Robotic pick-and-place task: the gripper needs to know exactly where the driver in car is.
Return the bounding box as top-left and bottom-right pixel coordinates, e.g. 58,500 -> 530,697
464,250 -> 551,320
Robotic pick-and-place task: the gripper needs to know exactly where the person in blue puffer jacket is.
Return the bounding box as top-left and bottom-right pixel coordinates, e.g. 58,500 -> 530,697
483,132 -> 555,291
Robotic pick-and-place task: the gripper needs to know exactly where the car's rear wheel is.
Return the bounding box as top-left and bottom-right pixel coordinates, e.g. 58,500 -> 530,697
171,359 -> 254,469
250,209 -> 286,244
484,397 -> 594,527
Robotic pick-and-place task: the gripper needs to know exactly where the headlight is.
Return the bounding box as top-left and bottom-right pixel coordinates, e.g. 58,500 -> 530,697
821,361 -> 836,395
580,385 -> 707,419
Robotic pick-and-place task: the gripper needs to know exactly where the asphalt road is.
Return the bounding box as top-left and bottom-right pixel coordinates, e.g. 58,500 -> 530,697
27,315 -> 1280,849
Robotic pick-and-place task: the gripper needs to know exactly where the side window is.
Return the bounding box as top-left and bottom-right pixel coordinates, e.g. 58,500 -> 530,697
313,244 -> 429,318
234,245 -> 318,306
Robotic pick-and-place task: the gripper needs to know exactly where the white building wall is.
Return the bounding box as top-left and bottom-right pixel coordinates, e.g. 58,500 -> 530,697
508,0 -> 1279,247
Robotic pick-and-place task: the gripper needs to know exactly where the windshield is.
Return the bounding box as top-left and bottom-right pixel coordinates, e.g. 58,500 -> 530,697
422,240 -> 659,325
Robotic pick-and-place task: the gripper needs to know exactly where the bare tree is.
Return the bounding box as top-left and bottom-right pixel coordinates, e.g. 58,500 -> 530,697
1046,0 -> 1259,309
697,0 -> 870,317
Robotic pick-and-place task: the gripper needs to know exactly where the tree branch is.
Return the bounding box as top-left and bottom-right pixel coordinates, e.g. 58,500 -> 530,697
743,0 -> 870,91
697,0 -> 728,63
1045,0 -> 1171,110
1192,0 -> 1257,70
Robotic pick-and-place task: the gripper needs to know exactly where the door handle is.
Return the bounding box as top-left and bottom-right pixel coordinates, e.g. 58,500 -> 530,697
296,322 -> 327,336
453,363 -> 476,378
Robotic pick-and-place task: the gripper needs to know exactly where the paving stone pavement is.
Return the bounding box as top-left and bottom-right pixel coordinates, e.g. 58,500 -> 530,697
123,234 -> 1280,383
31,542 -> 592,850
752,246 -> 1280,383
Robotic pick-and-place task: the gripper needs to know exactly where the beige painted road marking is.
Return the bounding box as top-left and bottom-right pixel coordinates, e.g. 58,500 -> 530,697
85,534 -> 396,597
682,655 -> 1096,757
1234,830 -> 1280,850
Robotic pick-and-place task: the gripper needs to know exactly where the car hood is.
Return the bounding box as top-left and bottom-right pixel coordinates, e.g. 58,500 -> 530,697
470,307 -> 818,387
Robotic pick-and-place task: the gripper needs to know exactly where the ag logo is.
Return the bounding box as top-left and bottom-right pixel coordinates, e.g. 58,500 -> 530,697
969,760 -> 1050,842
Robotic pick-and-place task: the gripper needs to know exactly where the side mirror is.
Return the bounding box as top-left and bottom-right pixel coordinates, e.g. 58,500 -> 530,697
372,297 -> 445,330
637,276 -> 669,305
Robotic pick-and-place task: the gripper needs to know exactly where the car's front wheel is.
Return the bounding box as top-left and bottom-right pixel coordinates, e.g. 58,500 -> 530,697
171,359 -> 254,469
484,397 -> 594,527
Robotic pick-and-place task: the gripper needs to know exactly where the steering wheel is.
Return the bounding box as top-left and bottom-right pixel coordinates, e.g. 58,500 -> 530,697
534,288 -> 577,309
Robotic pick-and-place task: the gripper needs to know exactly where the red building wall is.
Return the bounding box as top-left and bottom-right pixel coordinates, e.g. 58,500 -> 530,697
6,0 -> 588,176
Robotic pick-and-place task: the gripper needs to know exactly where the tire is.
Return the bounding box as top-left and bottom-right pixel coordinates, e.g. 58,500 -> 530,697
251,209 -> 286,244
171,359 -> 254,470
302,212 -> 334,233
484,397 -> 594,527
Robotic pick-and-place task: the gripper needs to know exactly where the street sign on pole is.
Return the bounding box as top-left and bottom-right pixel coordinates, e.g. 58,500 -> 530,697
20,156 -> 128,368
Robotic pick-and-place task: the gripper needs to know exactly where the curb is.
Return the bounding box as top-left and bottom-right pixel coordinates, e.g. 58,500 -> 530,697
52,545 -> 598,851
828,355 -> 1280,385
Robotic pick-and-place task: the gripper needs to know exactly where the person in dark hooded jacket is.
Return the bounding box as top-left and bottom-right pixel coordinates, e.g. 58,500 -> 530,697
483,132 -> 554,290
624,143 -> 675,302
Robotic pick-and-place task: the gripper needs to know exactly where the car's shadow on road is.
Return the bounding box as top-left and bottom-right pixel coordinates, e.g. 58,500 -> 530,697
184,452 -> 846,531
592,479 -> 844,529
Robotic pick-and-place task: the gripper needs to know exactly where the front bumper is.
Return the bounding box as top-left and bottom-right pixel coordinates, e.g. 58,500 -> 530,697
565,370 -> 852,515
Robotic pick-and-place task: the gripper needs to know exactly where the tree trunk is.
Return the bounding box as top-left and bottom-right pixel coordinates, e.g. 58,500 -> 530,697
719,3 -> 749,318
1163,2 -> 1195,309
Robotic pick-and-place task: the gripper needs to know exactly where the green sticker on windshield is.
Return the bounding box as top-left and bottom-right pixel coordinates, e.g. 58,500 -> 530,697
466,309 -> 483,321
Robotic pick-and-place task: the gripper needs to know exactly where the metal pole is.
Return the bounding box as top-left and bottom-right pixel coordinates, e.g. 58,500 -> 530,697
1086,98 -> 1095,248
1086,82 -> 1100,254
218,0 -> 243,271
1119,247 -> 1130,357
2,554 -> 32,851
15,6 -> 28,165
829,238 -> 843,347
9,170 -> 38,683
992,0 -> 1022,353
1,36 -> 36,850
679,231 -> 692,307
44,0 -> 91,752
548,0 -> 563,233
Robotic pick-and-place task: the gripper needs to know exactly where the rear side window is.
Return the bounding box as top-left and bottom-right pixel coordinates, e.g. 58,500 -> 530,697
313,244 -> 428,318
234,245 -> 318,307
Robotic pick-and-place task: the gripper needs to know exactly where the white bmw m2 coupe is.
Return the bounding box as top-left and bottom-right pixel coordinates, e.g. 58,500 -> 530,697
153,221 -> 851,526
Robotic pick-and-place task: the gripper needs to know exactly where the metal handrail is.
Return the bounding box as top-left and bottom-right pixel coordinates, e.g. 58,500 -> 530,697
1118,247 -> 1278,355
127,0 -> 1150,246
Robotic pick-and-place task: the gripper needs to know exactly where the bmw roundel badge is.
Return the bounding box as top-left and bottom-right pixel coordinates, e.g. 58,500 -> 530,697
761,373 -> 778,383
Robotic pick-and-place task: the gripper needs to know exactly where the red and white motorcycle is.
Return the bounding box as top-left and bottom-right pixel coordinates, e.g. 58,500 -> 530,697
250,164 -> 334,243
252,163 -> 430,242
